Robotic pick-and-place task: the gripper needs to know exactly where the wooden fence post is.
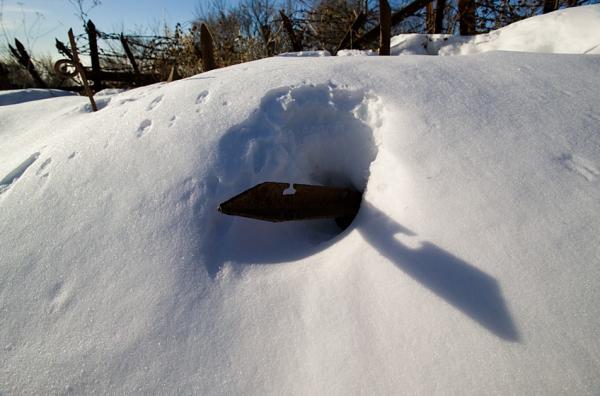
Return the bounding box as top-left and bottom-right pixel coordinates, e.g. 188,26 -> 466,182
8,39 -> 47,88
353,0 -> 433,48
280,10 -> 302,52
335,12 -> 366,54
379,0 -> 391,55
86,20 -> 103,91
434,0 -> 446,33
200,23 -> 217,72
68,29 -> 97,112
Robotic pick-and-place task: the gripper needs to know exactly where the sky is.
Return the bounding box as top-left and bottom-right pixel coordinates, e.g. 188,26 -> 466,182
0,0 -> 237,57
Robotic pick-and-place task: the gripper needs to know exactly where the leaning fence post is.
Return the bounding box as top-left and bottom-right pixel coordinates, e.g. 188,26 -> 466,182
68,29 -> 97,112
8,39 -> 47,88
379,0 -> 391,55
120,34 -> 141,84
86,20 -> 103,91
200,23 -> 217,72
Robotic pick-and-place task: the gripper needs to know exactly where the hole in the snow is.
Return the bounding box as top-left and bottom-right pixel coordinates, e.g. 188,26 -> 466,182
203,83 -> 380,272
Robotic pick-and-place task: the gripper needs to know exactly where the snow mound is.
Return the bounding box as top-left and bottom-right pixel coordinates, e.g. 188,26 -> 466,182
391,4 -> 600,55
2,9 -> 600,393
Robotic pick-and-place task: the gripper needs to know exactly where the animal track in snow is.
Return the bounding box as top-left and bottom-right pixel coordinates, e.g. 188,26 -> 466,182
558,153 -> 599,182
0,152 -> 40,195
48,280 -> 74,314
136,119 -> 153,137
168,115 -> 177,127
196,90 -> 209,104
118,97 -> 138,105
147,95 -> 163,111
36,157 -> 52,177
68,152 -> 77,160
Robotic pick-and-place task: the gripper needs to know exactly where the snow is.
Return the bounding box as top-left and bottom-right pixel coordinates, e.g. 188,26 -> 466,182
2,6 -> 600,395
391,4 -> 600,55
0,88 -> 76,106
278,50 -> 331,57
336,49 -> 376,56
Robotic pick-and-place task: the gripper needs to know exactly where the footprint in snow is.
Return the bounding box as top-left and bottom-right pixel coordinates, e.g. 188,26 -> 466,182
147,95 -> 163,111
136,119 -> 153,137
558,153 -> 599,182
36,157 -> 52,178
68,152 -> 77,160
195,91 -> 209,112
168,115 -> 177,128
0,152 -> 40,195
48,280 -> 74,314
118,97 -> 138,105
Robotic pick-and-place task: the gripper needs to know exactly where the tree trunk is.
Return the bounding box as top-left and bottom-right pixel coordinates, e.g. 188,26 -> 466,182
86,20 -> 103,91
379,0 -> 391,55
543,0 -> 559,13
434,0 -> 446,33
200,24 -> 217,72
459,0 -> 476,35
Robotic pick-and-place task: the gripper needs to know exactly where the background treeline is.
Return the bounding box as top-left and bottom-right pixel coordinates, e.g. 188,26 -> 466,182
1,0 -> 597,90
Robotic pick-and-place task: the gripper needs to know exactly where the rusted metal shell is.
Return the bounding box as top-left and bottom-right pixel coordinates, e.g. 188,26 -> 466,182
218,182 -> 362,223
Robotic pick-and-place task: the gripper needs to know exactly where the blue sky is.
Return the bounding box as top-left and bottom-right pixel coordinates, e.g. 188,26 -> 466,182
1,0 -> 236,57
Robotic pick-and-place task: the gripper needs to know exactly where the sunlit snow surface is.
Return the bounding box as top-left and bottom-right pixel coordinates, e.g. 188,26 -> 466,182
389,4 -> 600,55
1,6 -> 600,395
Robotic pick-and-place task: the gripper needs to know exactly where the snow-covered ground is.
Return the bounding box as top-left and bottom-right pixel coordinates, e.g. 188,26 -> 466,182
1,6 -> 600,395
390,4 -> 600,55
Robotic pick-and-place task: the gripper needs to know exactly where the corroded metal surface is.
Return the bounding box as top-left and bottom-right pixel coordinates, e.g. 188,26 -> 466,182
218,182 -> 362,223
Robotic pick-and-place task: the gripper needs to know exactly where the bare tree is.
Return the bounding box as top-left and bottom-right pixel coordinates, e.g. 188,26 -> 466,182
68,0 -> 102,28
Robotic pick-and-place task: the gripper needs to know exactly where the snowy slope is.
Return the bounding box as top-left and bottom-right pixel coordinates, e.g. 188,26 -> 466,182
390,4 -> 600,55
2,8 -> 600,396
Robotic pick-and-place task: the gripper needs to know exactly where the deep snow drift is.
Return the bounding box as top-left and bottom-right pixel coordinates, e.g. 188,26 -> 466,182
2,6 -> 600,395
